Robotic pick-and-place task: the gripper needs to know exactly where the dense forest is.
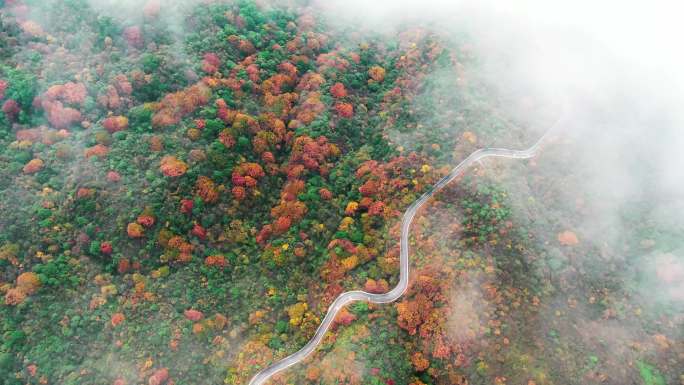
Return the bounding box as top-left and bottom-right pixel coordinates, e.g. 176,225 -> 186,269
0,1 -> 681,385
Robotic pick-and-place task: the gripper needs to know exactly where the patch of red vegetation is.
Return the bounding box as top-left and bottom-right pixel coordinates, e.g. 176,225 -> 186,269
100,242 -> 113,255
84,144 -> 109,158
102,116 -> 129,133
558,230 -> 579,246
180,199 -> 194,214
137,214 -> 155,228
0,79 -> 7,100
205,255 -> 227,268
2,99 -> 20,120
319,188 -> 332,200
202,52 -> 221,74
334,102 -> 353,118
123,26 -> 143,48
107,171 -> 121,182
111,312 -> 125,327
330,82 -> 347,98
232,186 -> 246,200
184,309 -> 204,321
117,258 -> 131,274
148,368 -> 169,385
159,156 -> 188,177
191,223 -> 206,239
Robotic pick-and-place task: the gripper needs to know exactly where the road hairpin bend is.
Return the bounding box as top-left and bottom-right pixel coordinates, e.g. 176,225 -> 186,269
248,112 -> 566,385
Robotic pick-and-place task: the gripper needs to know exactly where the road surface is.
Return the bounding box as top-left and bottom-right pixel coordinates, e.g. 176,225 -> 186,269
248,112 -> 566,385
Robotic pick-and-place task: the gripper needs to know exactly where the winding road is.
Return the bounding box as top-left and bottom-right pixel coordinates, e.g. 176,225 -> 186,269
248,113 -> 566,385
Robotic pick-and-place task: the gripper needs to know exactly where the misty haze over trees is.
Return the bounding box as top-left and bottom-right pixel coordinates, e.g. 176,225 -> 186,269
0,1 -> 681,385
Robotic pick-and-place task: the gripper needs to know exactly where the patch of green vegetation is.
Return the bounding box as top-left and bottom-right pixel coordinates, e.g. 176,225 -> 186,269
636,360 -> 666,385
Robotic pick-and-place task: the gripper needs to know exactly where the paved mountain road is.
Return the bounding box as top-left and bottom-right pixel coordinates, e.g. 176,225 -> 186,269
248,112 -> 566,385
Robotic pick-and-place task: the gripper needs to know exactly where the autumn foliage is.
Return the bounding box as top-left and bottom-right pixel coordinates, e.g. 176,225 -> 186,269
165,235 -> 194,263
231,186 -> 246,201
396,273 -> 446,336
137,214 -> 155,228
202,53 -> 221,74
33,82 -> 86,129
23,158 -> 44,174
334,102 -> 353,118
100,242 -> 113,255
218,129 -> 235,148
5,272 -> 41,306
195,176 -> 219,204
85,144 -> 109,158
205,254 -> 227,268
0,79 -> 7,100
558,230 -> 579,246
2,99 -> 20,120
0,4 -> 585,384
159,156 -> 188,177
287,135 -> 339,176
152,83 -> 211,128
17,272 -> 41,294
231,162 -> 265,199
107,171 -> 121,182
368,65 -> 386,82
102,116 -> 129,133
294,92 -> 325,124
127,223 -> 144,238
44,82 -> 87,104
330,82 -> 347,98
39,100 -> 82,129
123,26 -> 143,48
147,368 -> 169,385
111,312 -> 125,327
191,223 -> 206,239
184,309 -> 204,321
180,199 -> 194,214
